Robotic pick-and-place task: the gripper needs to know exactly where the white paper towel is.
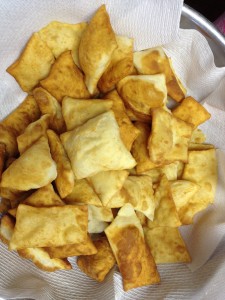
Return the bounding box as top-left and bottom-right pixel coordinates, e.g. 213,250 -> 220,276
1,0 -> 225,299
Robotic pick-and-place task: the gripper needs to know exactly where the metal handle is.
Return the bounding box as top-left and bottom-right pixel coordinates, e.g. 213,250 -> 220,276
182,4 -> 225,52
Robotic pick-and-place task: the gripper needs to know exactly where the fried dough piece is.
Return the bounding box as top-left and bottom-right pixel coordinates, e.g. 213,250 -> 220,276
107,176 -> 156,221
131,122 -> 160,173
0,125 -> 18,157
147,175 -> 181,228
64,179 -> 102,207
105,204 -> 160,291
180,149 -> 217,224
133,47 -> 186,102
33,87 -> 66,134
148,108 -> 193,164
9,204 -> 88,250
190,128 -> 206,144
7,33 -> 55,92
98,35 -> 134,93
1,137 -> 57,191
144,227 -> 191,264
18,248 -> 72,272
88,170 -> 128,206
61,111 -> 136,179
0,198 -> 11,214
62,97 -> 113,131
40,51 -> 90,102
77,237 -> 116,282
1,95 -> 41,137
39,21 -> 87,64
45,235 -> 97,258
47,130 -> 74,198
141,162 -> 178,183
23,184 -> 65,207
17,114 -> 50,154
172,96 -> 211,128
79,5 -> 117,94
0,143 -> 6,180
104,90 -> 140,150
0,214 -> 15,245
117,74 -> 167,119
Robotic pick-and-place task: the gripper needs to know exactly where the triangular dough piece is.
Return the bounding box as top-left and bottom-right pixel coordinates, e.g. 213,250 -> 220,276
117,74 -> 167,120
107,176 -> 156,221
148,175 -> 181,228
61,111 -> 136,179
47,130 -> 74,198
148,108 -> 193,164
1,95 -> 41,137
88,170 -> 128,206
7,33 -> 55,92
79,5 -> 117,94
33,87 -> 66,134
17,114 -> 50,154
62,97 -> 113,131
98,35 -> 134,93
144,227 -> 191,264
104,90 -> 140,150
39,21 -> 87,65
1,137 -> 57,191
23,184 -> 65,207
64,179 -> 102,207
40,50 -> 90,102
180,149 -> 217,224
105,203 -> 160,291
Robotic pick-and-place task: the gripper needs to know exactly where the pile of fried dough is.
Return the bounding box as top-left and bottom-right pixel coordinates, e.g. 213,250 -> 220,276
0,4 -> 217,292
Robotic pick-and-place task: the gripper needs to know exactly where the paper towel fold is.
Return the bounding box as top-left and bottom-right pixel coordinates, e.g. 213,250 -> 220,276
1,0 -> 225,299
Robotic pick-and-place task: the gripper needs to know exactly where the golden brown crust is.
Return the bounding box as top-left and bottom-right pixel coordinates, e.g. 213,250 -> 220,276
104,90 -> 140,151
17,114 -> 50,154
98,36 -> 134,93
0,143 -> 6,180
77,237 -> 116,282
79,5 -> 117,94
117,74 -> 167,119
47,129 -> 74,198
33,87 -> 66,134
111,225 -> 160,291
131,122 -> 161,173
0,124 -> 18,157
40,50 -> 90,102
144,227 -> 191,264
6,33 -> 55,92
9,204 -> 88,250
1,95 -> 41,137
172,96 -> 211,128
18,247 -> 72,272
0,137 -> 57,191
46,235 -> 97,258
22,184 -> 65,207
